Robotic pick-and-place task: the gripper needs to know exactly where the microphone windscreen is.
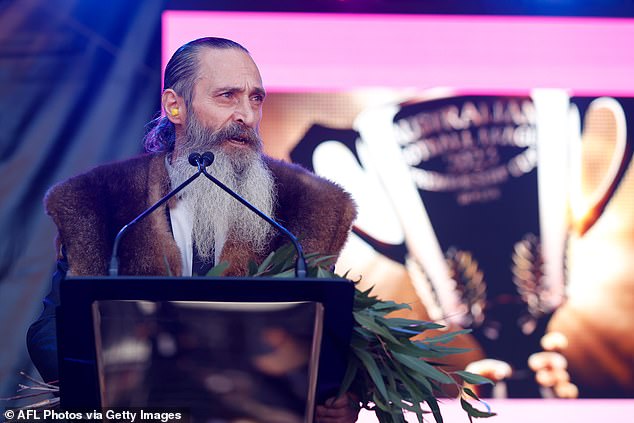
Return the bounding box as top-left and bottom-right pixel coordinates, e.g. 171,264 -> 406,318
188,153 -> 201,167
202,152 -> 215,167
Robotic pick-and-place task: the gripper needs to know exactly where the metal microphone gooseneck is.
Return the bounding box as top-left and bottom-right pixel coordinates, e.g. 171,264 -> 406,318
198,152 -> 307,278
108,153 -> 207,276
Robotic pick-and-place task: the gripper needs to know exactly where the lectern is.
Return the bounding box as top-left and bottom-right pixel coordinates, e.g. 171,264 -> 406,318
57,276 -> 354,422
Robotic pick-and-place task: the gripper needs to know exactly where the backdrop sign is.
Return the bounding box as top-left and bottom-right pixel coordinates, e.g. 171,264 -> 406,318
290,91 -> 634,397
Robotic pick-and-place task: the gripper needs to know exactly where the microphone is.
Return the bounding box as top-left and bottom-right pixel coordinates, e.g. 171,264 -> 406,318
188,152 -> 202,166
108,153 -> 207,276
198,152 -> 308,278
201,152 -> 214,167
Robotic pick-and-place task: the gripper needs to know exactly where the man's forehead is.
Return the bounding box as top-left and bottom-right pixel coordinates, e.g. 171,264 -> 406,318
196,47 -> 263,89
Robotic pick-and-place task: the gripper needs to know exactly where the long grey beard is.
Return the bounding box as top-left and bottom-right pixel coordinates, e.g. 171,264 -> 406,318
167,146 -> 276,264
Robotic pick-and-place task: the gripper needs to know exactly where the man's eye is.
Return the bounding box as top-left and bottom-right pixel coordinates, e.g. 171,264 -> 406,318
221,92 -> 233,98
251,95 -> 264,103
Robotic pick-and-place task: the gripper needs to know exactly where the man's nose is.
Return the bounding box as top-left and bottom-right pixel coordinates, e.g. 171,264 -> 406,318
232,97 -> 257,128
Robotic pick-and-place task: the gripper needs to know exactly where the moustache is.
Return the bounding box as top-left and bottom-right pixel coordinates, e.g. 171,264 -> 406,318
213,123 -> 261,148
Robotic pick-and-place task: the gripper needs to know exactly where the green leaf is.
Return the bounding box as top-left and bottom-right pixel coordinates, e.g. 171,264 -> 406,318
204,261 -> 229,277
338,355 -> 359,397
354,312 -> 402,345
462,387 -> 480,400
427,396 -> 444,423
256,250 -> 276,274
392,353 -> 454,384
460,398 -> 497,419
386,318 -> 445,331
247,260 -> 259,276
372,300 -> 412,312
455,371 -> 494,386
353,293 -> 380,310
308,254 -> 337,266
382,338 -> 430,357
460,386 -> 496,419
271,268 -> 295,278
162,254 -> 173,277
388,327 -> 427,337
409,343 -> 472,358
316,266 -> 336,279
258,242 -> 296,275
388,392 -> 422,415
392,357 -> 433,396
375,408 -> 407,423
427,345 -> 472,354
351,327 -> 374,345
418,329 -> 472,345
355,348 -> 389,402
371,391 -> 392,412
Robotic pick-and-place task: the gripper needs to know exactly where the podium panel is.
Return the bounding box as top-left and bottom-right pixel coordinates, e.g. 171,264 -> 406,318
58,277 -> 354,421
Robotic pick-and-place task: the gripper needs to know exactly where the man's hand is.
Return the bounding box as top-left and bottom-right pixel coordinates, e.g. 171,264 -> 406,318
528,331 -> 578,398
465,358 -> 513,397
465,332 -> 578,398
465,358 -> 513,383
315,393 -> 360,423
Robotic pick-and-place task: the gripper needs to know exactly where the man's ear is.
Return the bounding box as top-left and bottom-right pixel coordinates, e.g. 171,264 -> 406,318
162,89 -> 184,125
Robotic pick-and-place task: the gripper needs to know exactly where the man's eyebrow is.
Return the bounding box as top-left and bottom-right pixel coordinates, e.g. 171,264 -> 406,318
214,86 -> 240,94
213,86 -> 266,97
252,87 -> 266,98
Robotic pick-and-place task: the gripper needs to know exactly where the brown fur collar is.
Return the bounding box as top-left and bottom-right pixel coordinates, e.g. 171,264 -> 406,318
44,152 -> 356,277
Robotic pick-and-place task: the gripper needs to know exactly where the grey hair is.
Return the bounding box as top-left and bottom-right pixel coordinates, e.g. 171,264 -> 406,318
143,37 -> 249,153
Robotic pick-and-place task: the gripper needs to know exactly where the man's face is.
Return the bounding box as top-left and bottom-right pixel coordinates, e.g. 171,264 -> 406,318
177,47 -> 266,154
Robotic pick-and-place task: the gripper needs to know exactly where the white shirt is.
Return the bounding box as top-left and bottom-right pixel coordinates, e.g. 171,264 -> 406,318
169,201 -> 193,276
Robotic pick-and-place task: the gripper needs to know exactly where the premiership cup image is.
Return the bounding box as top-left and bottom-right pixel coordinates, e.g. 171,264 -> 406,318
289,90 -> 634,397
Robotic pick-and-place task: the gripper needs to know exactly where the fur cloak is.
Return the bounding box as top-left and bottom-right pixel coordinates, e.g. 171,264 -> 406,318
44,152 -> 356,276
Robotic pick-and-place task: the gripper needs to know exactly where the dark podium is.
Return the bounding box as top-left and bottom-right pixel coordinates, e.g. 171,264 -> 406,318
57,276 -> 354,422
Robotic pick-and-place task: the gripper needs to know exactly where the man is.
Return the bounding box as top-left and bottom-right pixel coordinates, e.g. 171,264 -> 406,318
28,37 -> 358,422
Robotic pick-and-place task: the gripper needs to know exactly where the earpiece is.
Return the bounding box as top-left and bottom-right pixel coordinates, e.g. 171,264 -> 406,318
171,108 -> 179,117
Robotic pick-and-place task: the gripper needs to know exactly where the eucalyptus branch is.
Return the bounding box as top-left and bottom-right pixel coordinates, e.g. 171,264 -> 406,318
208,243 -> 498,422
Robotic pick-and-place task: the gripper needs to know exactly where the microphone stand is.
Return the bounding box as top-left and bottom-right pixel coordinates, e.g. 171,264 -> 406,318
109,152 -> 307,278
199,157 -> 307,278
109,154 -> 206,276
